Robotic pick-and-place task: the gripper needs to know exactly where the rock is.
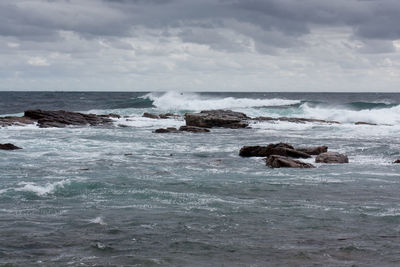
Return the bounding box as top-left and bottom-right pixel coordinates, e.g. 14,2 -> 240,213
0,143 -> 22,150
153,127 -> 180,133
253,116 -> 340,124
266,155 -> 315,168
185,109 -> 249,128
179,126 -> 210,133
143,112 -> 160,119
355,121 -> 377,126
239,143 -> 311,158
393,159 -> 400,164
296,146 -> 328,155
315,152 -> 349,163
99,113 -> 121,119
24,109 -> 112,128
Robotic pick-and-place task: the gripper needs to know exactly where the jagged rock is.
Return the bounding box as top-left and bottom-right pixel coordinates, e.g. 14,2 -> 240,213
24,109 -> 113,128
185,109 -> 249,128
239,143 -> 311,158
143,112 -> 160,119
296,146 -> 328,155
315,152 -> 349,163
179,126 -> 210,133
266,155 -> 315,168
355,121 -> 377,126
153,127 -> 180,133
0,143 -> 22,150
253,116 -> 340,124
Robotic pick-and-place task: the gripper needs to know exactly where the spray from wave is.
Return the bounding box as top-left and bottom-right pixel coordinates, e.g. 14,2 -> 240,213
141,91 -> 301,111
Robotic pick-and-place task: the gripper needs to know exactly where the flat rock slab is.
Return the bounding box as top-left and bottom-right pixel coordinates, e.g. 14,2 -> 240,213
185,109 -> 249,129
24,110 -> 113,128
179,126 -> 210,133
266,155 -> 315,168
239,143 -> 311,158
0,143 -> 22,150
315,152 -> 349,163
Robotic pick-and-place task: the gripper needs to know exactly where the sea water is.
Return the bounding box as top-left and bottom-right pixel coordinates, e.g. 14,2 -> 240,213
1,92 -> 400,266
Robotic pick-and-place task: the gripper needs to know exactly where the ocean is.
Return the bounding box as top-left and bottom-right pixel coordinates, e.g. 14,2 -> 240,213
1,91 -> 400,266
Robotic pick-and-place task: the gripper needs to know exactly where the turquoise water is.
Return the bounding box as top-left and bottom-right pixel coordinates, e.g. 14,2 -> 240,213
1,92 -> 400,266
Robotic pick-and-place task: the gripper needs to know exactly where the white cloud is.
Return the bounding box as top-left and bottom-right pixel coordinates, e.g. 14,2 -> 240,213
27,56 -> 50,66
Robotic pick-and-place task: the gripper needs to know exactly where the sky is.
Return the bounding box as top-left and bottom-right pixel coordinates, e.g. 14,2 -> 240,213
1,0 -> 400,92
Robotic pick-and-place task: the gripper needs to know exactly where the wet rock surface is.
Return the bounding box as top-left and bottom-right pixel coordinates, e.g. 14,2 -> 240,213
315,152 -> 349,163
185,110 -> 249,129
266,155 -> 315,168
239,143 -> 311,158
0,143 -> 22,150
153,127 -> 180,133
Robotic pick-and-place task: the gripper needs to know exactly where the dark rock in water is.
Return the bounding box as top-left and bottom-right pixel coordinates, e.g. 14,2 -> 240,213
315,152 -> 349,163
185,109 -> 249,128
266,155 -> 315,168
296,146 -> 328,155
355,121 -> 377,126
154,127 -> 180,133
0,143 -> 22,150
143,112 -> 160,119
393,159 -> 400,164
159,113 -> 180,119
0,116 -> 35,127
179,126 -> 210,133
253,116 -> 340,124
117,124 -> 130,128
239,143 -> 311,159
24,109 -> 113,128
99,113 -> 121,119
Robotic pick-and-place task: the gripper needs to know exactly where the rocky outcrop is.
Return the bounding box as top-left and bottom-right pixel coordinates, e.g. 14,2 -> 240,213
0,143 -> 22,150
239,143 -> 311,158
185,110 -> 249,129
24,110 -> 113,128
253,116 -> 340,124
266,155 -> 315,168
296,146 -> 328,155
143,112 -> 160,119
315,152 -> 349,163
179,126 -> 210,133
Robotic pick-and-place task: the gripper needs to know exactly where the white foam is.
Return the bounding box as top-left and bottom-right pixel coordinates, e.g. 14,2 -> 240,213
143,91 -> 301,111
88,216 -> 107,225
15,180 -> 70,196
301,103 -> 400,125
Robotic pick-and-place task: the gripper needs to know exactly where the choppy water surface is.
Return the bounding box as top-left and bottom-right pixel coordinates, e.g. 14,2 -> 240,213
1,92 -> 400,266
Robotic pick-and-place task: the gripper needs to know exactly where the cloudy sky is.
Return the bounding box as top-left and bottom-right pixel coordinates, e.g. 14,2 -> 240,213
1,0 -> 400,91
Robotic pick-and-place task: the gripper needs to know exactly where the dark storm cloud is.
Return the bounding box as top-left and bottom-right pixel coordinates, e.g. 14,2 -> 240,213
1,0 -> 399,50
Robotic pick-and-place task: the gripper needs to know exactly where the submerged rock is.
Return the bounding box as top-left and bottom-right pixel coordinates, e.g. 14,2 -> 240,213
354,121 -> 377,126
153,127 -> 180,133
185,110 -> 249,129
24,109 -> 113,128
0,143 -> 22,150
266,155 -> 315,168
296,146 -> 328,155
393,159 -> 400,164
315,152 -> 349,163
179,126 -> 210,133
239,143 -> 311,159
253,116 -> 340,124
0,116 -> 35,127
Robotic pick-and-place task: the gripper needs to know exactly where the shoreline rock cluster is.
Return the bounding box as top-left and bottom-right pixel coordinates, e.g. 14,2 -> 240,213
239,143 -> 348,168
